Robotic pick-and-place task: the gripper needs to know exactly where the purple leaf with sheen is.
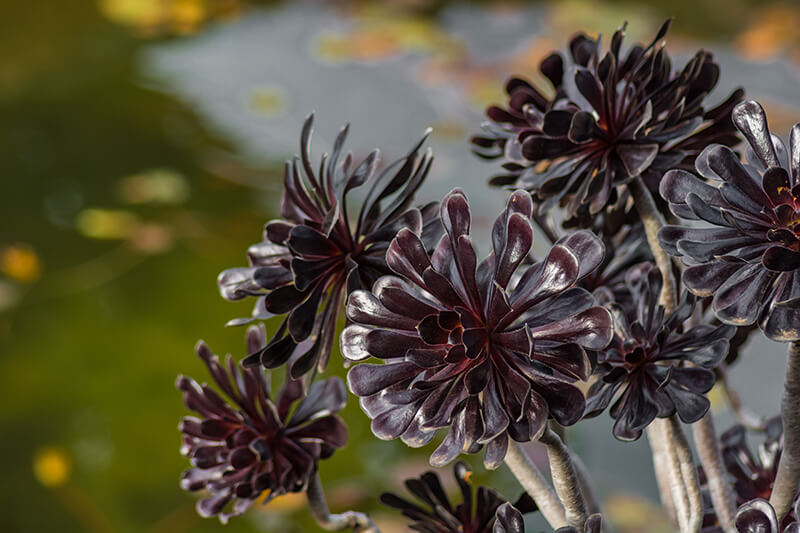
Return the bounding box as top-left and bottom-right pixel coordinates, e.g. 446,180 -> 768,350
343,189 -> 611,468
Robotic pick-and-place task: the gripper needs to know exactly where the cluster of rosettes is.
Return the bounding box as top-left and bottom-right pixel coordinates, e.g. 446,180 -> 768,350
585,264 -> 735,440
175,18 -> 798,528
380,461 -> 536,533
217,114 -> 441,378
342,189 -> 613,468
177,326 -> 348,522
660,100 -> 800,342
471,19 -> 743,227
722,418 -> 784,505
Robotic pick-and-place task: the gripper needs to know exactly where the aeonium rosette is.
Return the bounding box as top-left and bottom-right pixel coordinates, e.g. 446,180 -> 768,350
380,461 -> 536,533
176,326 -> 348,523
585,264 -> 735,441
340,189 -> 613,469
471,19 -> 743,228
217,114 -> 441,379
659,100 -> 800,342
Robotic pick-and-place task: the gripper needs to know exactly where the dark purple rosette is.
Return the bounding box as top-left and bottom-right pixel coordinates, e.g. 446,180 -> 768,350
471,19 -> 743,227
721,417 -> 784,505
659,100 -> 800,342
380,461 -> 536,533
733,499 -> 800,533
700,418 -> 785,531
585,263 -> 735,441
217,114 -> 441,378
492,503 -> 604,533
341,189 -> 613,468
176,326 -> 348,523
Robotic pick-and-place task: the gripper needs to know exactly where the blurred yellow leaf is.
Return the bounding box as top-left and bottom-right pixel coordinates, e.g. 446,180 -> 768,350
33,447 -> 71,488
98,0 -> 241,37
247,85 -> 286,117
98,0 -> 164,28
117,168 -> 190,205
76,209 -> 138,240
0,244 -> 41,283
170,0 -> 207,35
315,33 -> 352,63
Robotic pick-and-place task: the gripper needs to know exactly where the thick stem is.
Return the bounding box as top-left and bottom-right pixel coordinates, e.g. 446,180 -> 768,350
649,421 -> 688,531
307,473 -> 380,532
629,176 -> 678,312
693,412 -> 736,533
770,341 -> 800,520
540,428 -> 589,528
664,416 -> 704,533
505,440 -> 568,529
549,422 -> 601,515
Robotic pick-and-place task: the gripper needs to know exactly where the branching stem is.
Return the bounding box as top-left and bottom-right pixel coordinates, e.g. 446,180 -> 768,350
629,176 -> 677,311
663,416 -> 703,533
650,421 -> 688,530
540,427 -> 589,529
307,473 -> 380,532
505,440 -> 568,529
770,341 -> 800,520
693,412 -> 736,533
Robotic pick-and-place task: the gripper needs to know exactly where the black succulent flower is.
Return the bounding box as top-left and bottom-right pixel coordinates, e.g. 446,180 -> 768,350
381,461 -> 536,533
471,19 -> 743,227
585,263 -> 735,440
700,418 -> 784,531
176,327 -> 348,522
342,189 -> 613,468
492,503 -> 605,533
659,100 -> 800,342
733,499 -> 800,533
722,418 -> 792,508
217,114 -> 441,378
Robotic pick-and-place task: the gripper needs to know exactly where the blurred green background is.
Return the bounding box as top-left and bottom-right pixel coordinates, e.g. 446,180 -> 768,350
3,0 -> 800,531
